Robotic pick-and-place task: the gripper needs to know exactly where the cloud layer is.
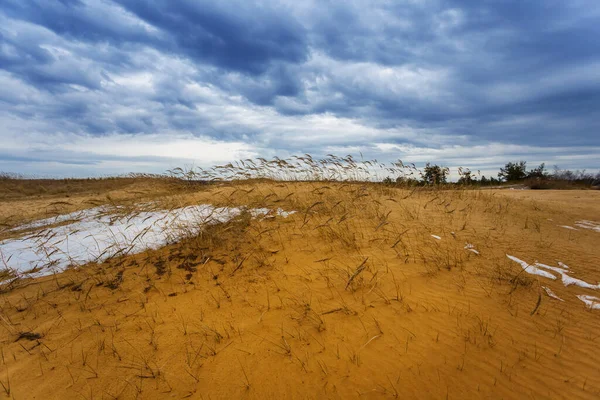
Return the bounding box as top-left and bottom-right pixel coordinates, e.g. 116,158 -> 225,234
1,0 -> 599,177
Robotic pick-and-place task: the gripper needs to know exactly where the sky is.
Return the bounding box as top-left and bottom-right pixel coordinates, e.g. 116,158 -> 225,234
1,0 -> 599,178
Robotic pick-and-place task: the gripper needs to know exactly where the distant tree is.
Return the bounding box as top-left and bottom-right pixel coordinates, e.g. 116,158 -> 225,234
498,161 -> 527,182
527,163 -> 547,179
552,165 -> 575,181
396,176 -> 420,186
593,173 -> 600,189
422,163 -> 448,185
480,175 -> 488,185
382,176 -> 393,185
457,168 -> 474,185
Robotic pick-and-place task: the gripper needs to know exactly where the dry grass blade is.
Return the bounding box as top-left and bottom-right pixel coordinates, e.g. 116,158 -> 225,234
345,257 -> 369,290
230,255 -> 250,277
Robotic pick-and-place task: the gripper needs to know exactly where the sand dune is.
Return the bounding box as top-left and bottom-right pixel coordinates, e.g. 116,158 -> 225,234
1,179 -> 599,399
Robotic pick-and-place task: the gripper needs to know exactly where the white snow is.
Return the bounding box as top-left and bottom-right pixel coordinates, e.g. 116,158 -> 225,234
542,286 -> 564,301
431,235 -> 441,240
576,295 -> 600,310
250,208 -> 297,219
534,262 -> 600,290
464,243 -> 479,255
10,207 -> 106,232
558,225 -> 578,231
557,262 -> 570,270
534,262 -> 568,272
506,255 -> 556,280
575,220 -> 600,232
0,204 -> 294,280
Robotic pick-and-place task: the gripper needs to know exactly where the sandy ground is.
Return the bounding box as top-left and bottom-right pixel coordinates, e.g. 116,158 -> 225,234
1,180 -> 600,399
494,189 -> 600,217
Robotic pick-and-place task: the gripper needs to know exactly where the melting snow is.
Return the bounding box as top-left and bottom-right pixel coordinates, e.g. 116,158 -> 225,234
534,262 -> 568,272
577,295 -> 600,310
542,286 -> 564,301
557,262 -> 569,270
535,263 -> 600,290
0,204 -> 294,280
575,220 -> 600,232
464,243 -> 479,255
506,255 -> 556,280
10,206 -> 107,232
250,208 -> 297,219
558,225 -> 578,231
431,235 -> 441,240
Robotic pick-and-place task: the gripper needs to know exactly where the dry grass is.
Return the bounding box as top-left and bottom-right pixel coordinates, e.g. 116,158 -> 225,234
1,157 -> 599,399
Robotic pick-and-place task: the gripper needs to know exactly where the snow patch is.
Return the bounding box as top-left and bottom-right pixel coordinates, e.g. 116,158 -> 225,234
0,204 -> 294,280
557,262 -> 570,270
534,263 -> 600,290
575,220 -> 600,232
577,295 -> 600,310
506,255 -> 556,280
534,262 -> 568,273
558,225 -> 578,231
464,243 -> 479,255
251,208 -> 297,219
431,235 -> 441,240
10,207 -> 107,232
542,286 -> 564,301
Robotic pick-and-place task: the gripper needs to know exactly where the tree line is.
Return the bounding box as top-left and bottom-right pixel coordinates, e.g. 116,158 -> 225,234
384,161 -> 600,188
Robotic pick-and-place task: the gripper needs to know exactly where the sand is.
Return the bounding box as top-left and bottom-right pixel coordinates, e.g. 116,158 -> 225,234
1,180 -> 599,399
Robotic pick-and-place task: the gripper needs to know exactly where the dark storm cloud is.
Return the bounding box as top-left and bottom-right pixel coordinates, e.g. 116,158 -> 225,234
2,0 -> 308,74
115,0 -> 309,74
291,0 -> 600,138
0,0 -> 599,176
1,0 -> 159,45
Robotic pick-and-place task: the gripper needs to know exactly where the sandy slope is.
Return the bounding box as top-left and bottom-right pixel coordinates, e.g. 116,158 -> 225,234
1,181 -> 599,399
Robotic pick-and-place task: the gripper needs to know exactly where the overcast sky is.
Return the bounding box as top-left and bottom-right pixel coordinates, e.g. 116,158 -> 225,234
1,0 -> 599,178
